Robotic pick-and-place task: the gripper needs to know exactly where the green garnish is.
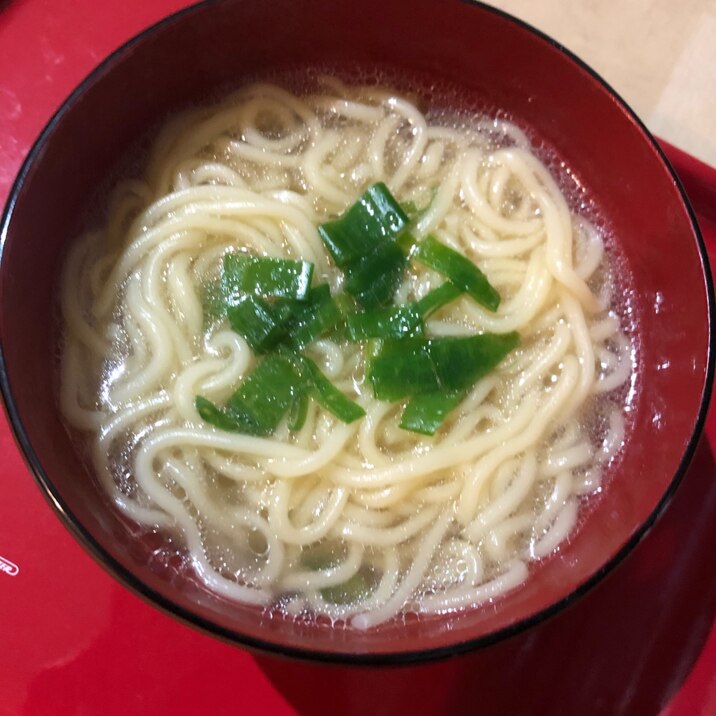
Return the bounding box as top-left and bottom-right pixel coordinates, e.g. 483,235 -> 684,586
226,294 -> 294,353
319,183 -> 411,309
414,282 -> 463,317
197,184 -> 517,437
195,395 -> 245,432
399,390 -> 468,436
369,333 -> 520,401
346,305 -> 424,341
289,284 -> 347,349
196,353 -> 303,435
225,284 -> 347,353
346,283 -> 463,342
196,351 -> 364,435
343,240 -> 407,309
317,182 -> 409,268
223,253 -> 314,301
287,389 -> 309,431
414,235 -> 501,312
287,352 -> 366,424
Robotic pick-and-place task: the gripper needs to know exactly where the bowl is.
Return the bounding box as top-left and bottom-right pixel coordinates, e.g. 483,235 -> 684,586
0,0 -> 712,663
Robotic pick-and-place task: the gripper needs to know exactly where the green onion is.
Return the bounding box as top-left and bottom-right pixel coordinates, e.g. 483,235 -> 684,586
346,304 -> 423,341
287,352 -> 366,424
226,294 -> 293,353
344,240 -> 407,309
225,284 -> 347,353
368,338 -> 438,401
399,390 -> 467,435
396,230 -> 418,254
369,332 -> 520,401
289,284 -> 346,349
345,283 -> 463,342
196,353 -> 304,435
201,185 -> 517,437
287,389 -> 309,431
319,184 -> 411,309
225,354 -> 303,434
414,235 -> 500,312
195,396 -> 245,432
415,282 -> 463,317
223,253 -> 314,301
318,182 -> 409,268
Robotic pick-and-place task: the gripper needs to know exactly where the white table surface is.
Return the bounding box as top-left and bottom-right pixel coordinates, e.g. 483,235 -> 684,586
488,0 -> 716,167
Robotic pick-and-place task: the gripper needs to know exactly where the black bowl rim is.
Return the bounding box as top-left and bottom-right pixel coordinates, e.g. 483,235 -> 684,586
0,0 -> 713,666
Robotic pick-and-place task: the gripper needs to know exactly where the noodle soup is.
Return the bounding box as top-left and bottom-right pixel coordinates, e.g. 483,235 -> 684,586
60,78 -> 632,630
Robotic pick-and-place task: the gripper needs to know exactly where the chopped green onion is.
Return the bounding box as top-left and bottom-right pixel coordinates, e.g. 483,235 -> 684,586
399,390 -> 467,435
369,332 -> 520,401
318,182 -> 409,268
400,200 -> 420,218
368,338 -> 438,401
346,304 -> 423,341
196,353 -> 304,435
287,389 -> 309,431
226,294 -> 292,353
223,253 -> 314,301
414,235 -> 500,312
287,352 -> 366,424
319,184 -> 411,309
345,283 -> 463,342
396,230 -> 418,254
415,282 -> 463,317
225,284 -> 346,353
289,284 -> 345,349
344,240 -> 407,309
225,354 -> 303,435
195,396 -> 245,432
201,184 -> 516,437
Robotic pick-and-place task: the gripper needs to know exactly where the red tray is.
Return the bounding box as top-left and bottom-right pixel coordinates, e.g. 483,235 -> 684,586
1,2 -> 714,714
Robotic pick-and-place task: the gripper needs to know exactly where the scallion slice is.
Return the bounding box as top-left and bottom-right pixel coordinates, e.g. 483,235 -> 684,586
414,235 -> 500,312
223,253 -> 314,301
287,352 -> 366,424
399,390 -> 467,436
318,182 -> 409,268
343,240 -> 407,309
196,353 -> 303,435
346,304 -> 423,341
287,389 -> 309,431
289,284 -> 346,349
226,294 -> 293,353
369,333 -> 520,401
414,282 -> 463,317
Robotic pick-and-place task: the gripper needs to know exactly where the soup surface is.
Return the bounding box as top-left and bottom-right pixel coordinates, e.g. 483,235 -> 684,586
60,77 -> 633,629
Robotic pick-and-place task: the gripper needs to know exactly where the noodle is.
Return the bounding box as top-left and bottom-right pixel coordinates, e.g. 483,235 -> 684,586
60,78 -> 632,627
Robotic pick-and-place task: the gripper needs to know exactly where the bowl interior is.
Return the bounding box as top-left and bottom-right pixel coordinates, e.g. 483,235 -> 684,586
0,0 -> 711,661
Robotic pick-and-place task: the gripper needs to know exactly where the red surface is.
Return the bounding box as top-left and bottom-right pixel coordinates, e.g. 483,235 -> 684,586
0,0 -> 714,713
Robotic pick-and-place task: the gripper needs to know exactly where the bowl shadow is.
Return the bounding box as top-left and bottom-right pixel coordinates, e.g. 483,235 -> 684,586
256,436 -> 716,715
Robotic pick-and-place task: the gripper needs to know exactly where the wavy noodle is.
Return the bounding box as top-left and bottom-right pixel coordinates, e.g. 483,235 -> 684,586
60,80 -> 632,629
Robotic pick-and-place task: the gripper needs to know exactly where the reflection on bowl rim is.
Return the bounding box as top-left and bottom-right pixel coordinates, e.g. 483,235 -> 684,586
0,0 -> 713,664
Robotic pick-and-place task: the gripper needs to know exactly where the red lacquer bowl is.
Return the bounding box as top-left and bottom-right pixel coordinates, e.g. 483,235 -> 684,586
0,0 -> 712,663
